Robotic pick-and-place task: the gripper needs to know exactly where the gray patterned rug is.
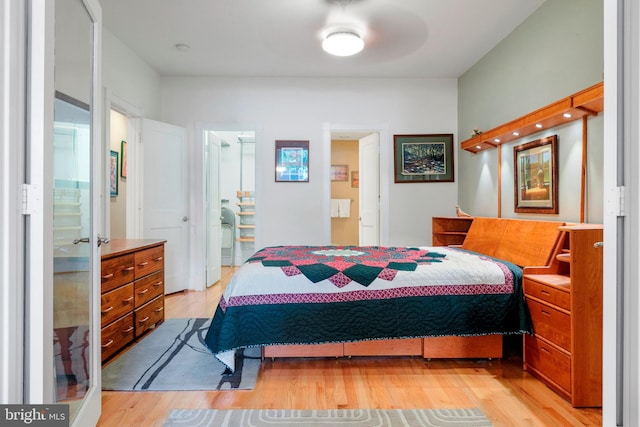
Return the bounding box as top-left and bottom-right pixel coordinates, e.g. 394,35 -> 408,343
163,409 -> 493,426
102,318 -> 260,391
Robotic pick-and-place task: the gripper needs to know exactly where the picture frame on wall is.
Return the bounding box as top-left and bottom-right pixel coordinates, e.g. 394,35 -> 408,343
393,134 -> 454,183
330,165 -> 349,181
110,150 -> 119,196
275,140 -> 309,182
513,135 -> 558,214
120,140 -> 127,178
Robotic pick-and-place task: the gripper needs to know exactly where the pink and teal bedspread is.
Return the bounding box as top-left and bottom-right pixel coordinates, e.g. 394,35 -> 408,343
204,245 -> 531,371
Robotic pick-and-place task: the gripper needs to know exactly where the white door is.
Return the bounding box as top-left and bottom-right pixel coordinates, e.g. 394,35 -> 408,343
359,133 -> 380,245
140,118 -> 189,294
206,133 -> 222,286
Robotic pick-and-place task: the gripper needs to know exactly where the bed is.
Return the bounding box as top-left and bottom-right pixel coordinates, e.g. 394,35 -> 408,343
204,217 -> 566,371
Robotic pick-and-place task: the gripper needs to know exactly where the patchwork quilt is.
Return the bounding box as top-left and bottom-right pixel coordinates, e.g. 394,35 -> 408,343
204,245 -> 531,371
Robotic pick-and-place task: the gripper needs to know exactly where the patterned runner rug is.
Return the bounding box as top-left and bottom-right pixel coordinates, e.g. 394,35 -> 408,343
102,318 -> 260,391
163,408 -> 493,426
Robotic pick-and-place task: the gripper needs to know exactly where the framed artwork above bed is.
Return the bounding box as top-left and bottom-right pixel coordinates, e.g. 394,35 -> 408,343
513,135 -> 558,214
275,140 -> 309,182
393,134 -> 454,183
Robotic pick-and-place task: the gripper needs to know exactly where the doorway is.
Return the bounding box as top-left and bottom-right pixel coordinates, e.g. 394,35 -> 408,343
203,128 -> 256,287
330,131 -> 380,246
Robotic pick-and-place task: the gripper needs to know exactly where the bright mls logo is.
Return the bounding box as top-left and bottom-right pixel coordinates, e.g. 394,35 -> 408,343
1,405 -> 68,426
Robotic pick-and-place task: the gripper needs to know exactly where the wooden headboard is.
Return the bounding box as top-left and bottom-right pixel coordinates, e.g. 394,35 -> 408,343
461,217 -> 565,267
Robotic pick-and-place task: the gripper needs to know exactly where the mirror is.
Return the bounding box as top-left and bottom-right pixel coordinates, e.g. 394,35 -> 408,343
53,0 -> 95,421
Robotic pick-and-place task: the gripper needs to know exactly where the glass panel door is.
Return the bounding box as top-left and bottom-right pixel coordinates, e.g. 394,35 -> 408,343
52,0 -> 99,422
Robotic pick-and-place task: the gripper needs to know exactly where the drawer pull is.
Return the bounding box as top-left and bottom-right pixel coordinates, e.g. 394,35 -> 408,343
154,256 -> 164,261
101,273 -> 114,279
541,310 -> 551,316
101,306 -> 114,314
138,261 -> 149,267
123,326 -> 134,333
138,316 -> 150,323
124,296 -> 134,303
540,289 -> 550,296
123,266 -> 134,272
101,339 -> 114,348
138,288 -> 149,295
154,307 -> 164,313
541,346 -> 551,355
153,281 -> 163,287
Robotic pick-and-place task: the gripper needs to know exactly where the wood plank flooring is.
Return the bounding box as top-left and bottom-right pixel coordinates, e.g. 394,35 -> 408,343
97,267 -> 602,427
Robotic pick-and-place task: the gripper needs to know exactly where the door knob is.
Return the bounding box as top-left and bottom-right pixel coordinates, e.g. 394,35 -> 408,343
97,235 -> 110,247
73,237 -> 90,244
182,216 -> 190,222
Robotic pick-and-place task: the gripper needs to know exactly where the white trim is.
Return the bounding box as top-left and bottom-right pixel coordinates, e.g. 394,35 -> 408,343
322,122 -> 390,245
25,0 -> 55,403
0,0 -> 26,404
104,88 -> 144,239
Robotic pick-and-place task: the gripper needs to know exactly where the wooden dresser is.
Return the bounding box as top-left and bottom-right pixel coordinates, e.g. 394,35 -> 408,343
522,224 -> 603,407
100,239 -> 166,363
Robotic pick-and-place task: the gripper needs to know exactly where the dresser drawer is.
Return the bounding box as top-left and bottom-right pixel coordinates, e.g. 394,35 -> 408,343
134,270 -> 164,308
523,277 -> 570,311
135,295 -> 164,337
101,313 -> 134,362
527,299 -> 571,351
134,245 -> 164,278
101,283 -> 134,327
524,334 -> 571,396
101,254 -> 135,293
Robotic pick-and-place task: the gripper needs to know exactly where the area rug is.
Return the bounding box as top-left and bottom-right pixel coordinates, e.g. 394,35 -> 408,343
162,409 -> 493,427
102,318 -> 260,391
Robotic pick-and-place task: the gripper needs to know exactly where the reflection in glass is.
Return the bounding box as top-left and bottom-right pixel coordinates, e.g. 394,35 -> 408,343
53,0 -> 94,419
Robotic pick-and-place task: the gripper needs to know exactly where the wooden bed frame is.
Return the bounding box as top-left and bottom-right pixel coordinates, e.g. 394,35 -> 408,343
262,217 -> 566,360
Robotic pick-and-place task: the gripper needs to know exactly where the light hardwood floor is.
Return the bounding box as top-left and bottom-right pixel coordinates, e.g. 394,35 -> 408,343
97,267 -> 602,427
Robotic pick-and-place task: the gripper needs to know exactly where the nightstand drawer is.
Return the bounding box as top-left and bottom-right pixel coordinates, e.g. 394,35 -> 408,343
527,299 -> 571,351
101,313 -> 134,362
525,334 -> 571,395
101,254 -> 135,293
134,270 -> 164,308
100,283 -> 134,327
523,277 -> 570,311
135,295 -> 164,337
134,245 -> 164,278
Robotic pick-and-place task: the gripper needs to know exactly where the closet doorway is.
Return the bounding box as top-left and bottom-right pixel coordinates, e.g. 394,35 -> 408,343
204,128 -> 256,286
330,131 -> 380,246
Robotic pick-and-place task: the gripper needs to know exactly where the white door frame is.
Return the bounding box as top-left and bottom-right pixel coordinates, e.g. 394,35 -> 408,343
103,89 -> 144,240
323,123 -> 389,246
0,0 -> 27,404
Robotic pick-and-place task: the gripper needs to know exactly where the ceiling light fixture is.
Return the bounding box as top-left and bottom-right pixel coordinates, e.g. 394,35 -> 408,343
322,31 -> 364,56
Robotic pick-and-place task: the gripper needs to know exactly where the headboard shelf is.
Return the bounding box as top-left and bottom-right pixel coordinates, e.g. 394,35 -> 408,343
460,217 -> 566,268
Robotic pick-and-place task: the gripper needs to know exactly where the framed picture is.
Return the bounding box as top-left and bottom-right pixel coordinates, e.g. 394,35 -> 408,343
120,140 -> 127,178
393,134 -> 454,183
351,171 -> 359,188
330,165 -> 349,181
513,135 -> 558,214
110,150 -> 119,196
275,140 -> 309,182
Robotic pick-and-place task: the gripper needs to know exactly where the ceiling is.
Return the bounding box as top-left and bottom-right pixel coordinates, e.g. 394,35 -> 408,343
100,0 -> 546,79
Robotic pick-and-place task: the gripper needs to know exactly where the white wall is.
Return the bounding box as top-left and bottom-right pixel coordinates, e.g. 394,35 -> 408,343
102,29 -> 161,119
458,0 -> 603,223
160,77 -> 459,247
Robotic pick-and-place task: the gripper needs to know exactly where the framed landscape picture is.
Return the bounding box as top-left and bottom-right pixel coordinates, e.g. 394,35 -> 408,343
513,135 -> 558,214
393,134 -> 454,183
